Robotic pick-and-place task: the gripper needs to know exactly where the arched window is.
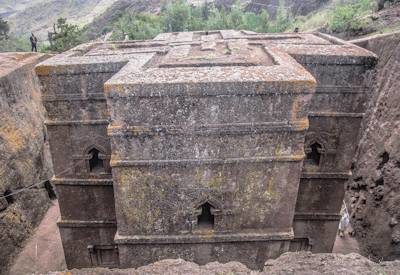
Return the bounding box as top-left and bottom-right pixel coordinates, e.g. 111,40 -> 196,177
88,148 -> 104,173
197,202 -> 214,230
306,142 -> 323,166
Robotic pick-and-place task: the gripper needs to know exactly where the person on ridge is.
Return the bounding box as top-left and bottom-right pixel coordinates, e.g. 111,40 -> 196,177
30,33 -> 38,52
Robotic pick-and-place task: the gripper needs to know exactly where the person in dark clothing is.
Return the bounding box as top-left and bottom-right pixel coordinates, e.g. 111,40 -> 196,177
30,33 -> 37,52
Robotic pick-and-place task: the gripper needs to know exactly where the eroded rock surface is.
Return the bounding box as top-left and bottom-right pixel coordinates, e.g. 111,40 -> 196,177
0,52 -> 53,274
348,32 -> 400,260
44,252 -> 400,275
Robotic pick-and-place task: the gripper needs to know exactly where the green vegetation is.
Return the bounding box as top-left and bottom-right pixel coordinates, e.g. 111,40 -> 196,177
0,18 -> 30,52
1,0 -> 398,52
0,17 -> 9,40
46,18 -> 83,53
0,17 -> 83,53
111,0 -> 384,41
0,36 -> 31,52
293,0 -> 379,36
112,13 -> 163,40
328,0 -> 376,34
111,0 -> 294,40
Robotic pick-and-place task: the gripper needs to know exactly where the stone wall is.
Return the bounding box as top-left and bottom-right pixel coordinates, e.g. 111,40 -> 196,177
35,30 -> 376,269
0,53 -> 53,274
347,31 -> 400,260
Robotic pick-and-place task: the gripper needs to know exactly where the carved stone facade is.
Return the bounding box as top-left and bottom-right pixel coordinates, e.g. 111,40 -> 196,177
35,30 -> 376,269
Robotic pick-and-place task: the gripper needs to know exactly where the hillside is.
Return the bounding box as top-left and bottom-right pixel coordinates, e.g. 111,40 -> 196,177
1,1 -> 399,53
83,0 -> 166,40
1,0 -> 335,42
0,0 -> 120,40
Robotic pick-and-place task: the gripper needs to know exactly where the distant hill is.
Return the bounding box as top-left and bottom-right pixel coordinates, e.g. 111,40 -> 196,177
83,0 -> 166,40
2,0 -> 399,44
0,0 -> 120,40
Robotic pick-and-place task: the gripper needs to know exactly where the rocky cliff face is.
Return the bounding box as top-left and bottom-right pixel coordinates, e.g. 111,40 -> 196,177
347,31 -> 400,261
0,52 -> 53,274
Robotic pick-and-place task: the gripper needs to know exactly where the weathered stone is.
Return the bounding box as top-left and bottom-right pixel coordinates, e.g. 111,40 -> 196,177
44,252 -> 400,275
348,31 -> 400,261
35,30 -> 376,269
0,52 -> 53,274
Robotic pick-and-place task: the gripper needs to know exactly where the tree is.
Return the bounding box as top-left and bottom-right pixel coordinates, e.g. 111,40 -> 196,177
110,0 -> 294,41
47,18 -> 82,52
0,17 -> 10,40
113,12 -> 162,40
162,0 -> 191,32
269,0 -> 292,33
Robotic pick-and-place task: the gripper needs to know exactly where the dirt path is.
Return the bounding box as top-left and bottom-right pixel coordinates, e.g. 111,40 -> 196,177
332,230 -> 360,254
9,201 -> 66,275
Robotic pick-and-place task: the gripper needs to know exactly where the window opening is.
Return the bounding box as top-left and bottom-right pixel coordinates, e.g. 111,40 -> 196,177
197,202 -> 214,230
89,148 -> 104,173
306,142 -> 322,166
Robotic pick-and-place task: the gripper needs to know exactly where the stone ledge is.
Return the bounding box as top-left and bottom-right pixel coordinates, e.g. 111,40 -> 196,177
58,220 -> 116,228
43,93 -> 106,102
294,213 -> 341,221
309,112 -> 364,118
52,178 -> 113,186
301,172 -> 351,179
111,155 -> 305,167
315,86 -> 369,94
107,120 -> 309,136
115,229 -> 294,244
35,60 -> 129,76
45,119 -> 109,126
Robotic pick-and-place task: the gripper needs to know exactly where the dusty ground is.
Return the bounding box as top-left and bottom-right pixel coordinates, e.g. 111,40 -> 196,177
332,226 -> 360,254
9,200 -> 359,274
9,201 -> 66,275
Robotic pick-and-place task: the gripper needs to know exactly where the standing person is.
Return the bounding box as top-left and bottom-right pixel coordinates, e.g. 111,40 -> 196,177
30,33 -> 37,52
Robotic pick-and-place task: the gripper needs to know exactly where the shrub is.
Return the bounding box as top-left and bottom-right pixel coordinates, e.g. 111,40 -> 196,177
328,0 -> 375,34
270,1 -> 293,33
162,0 -> 192,32
0,17 -> 10,40
46,18 -> 83,52
112,12 -> 162,40
0,36 -> 31,52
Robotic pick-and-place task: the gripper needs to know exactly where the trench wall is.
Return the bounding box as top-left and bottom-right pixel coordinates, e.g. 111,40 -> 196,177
347,31 -> 400,260
0,53 -> 53,274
